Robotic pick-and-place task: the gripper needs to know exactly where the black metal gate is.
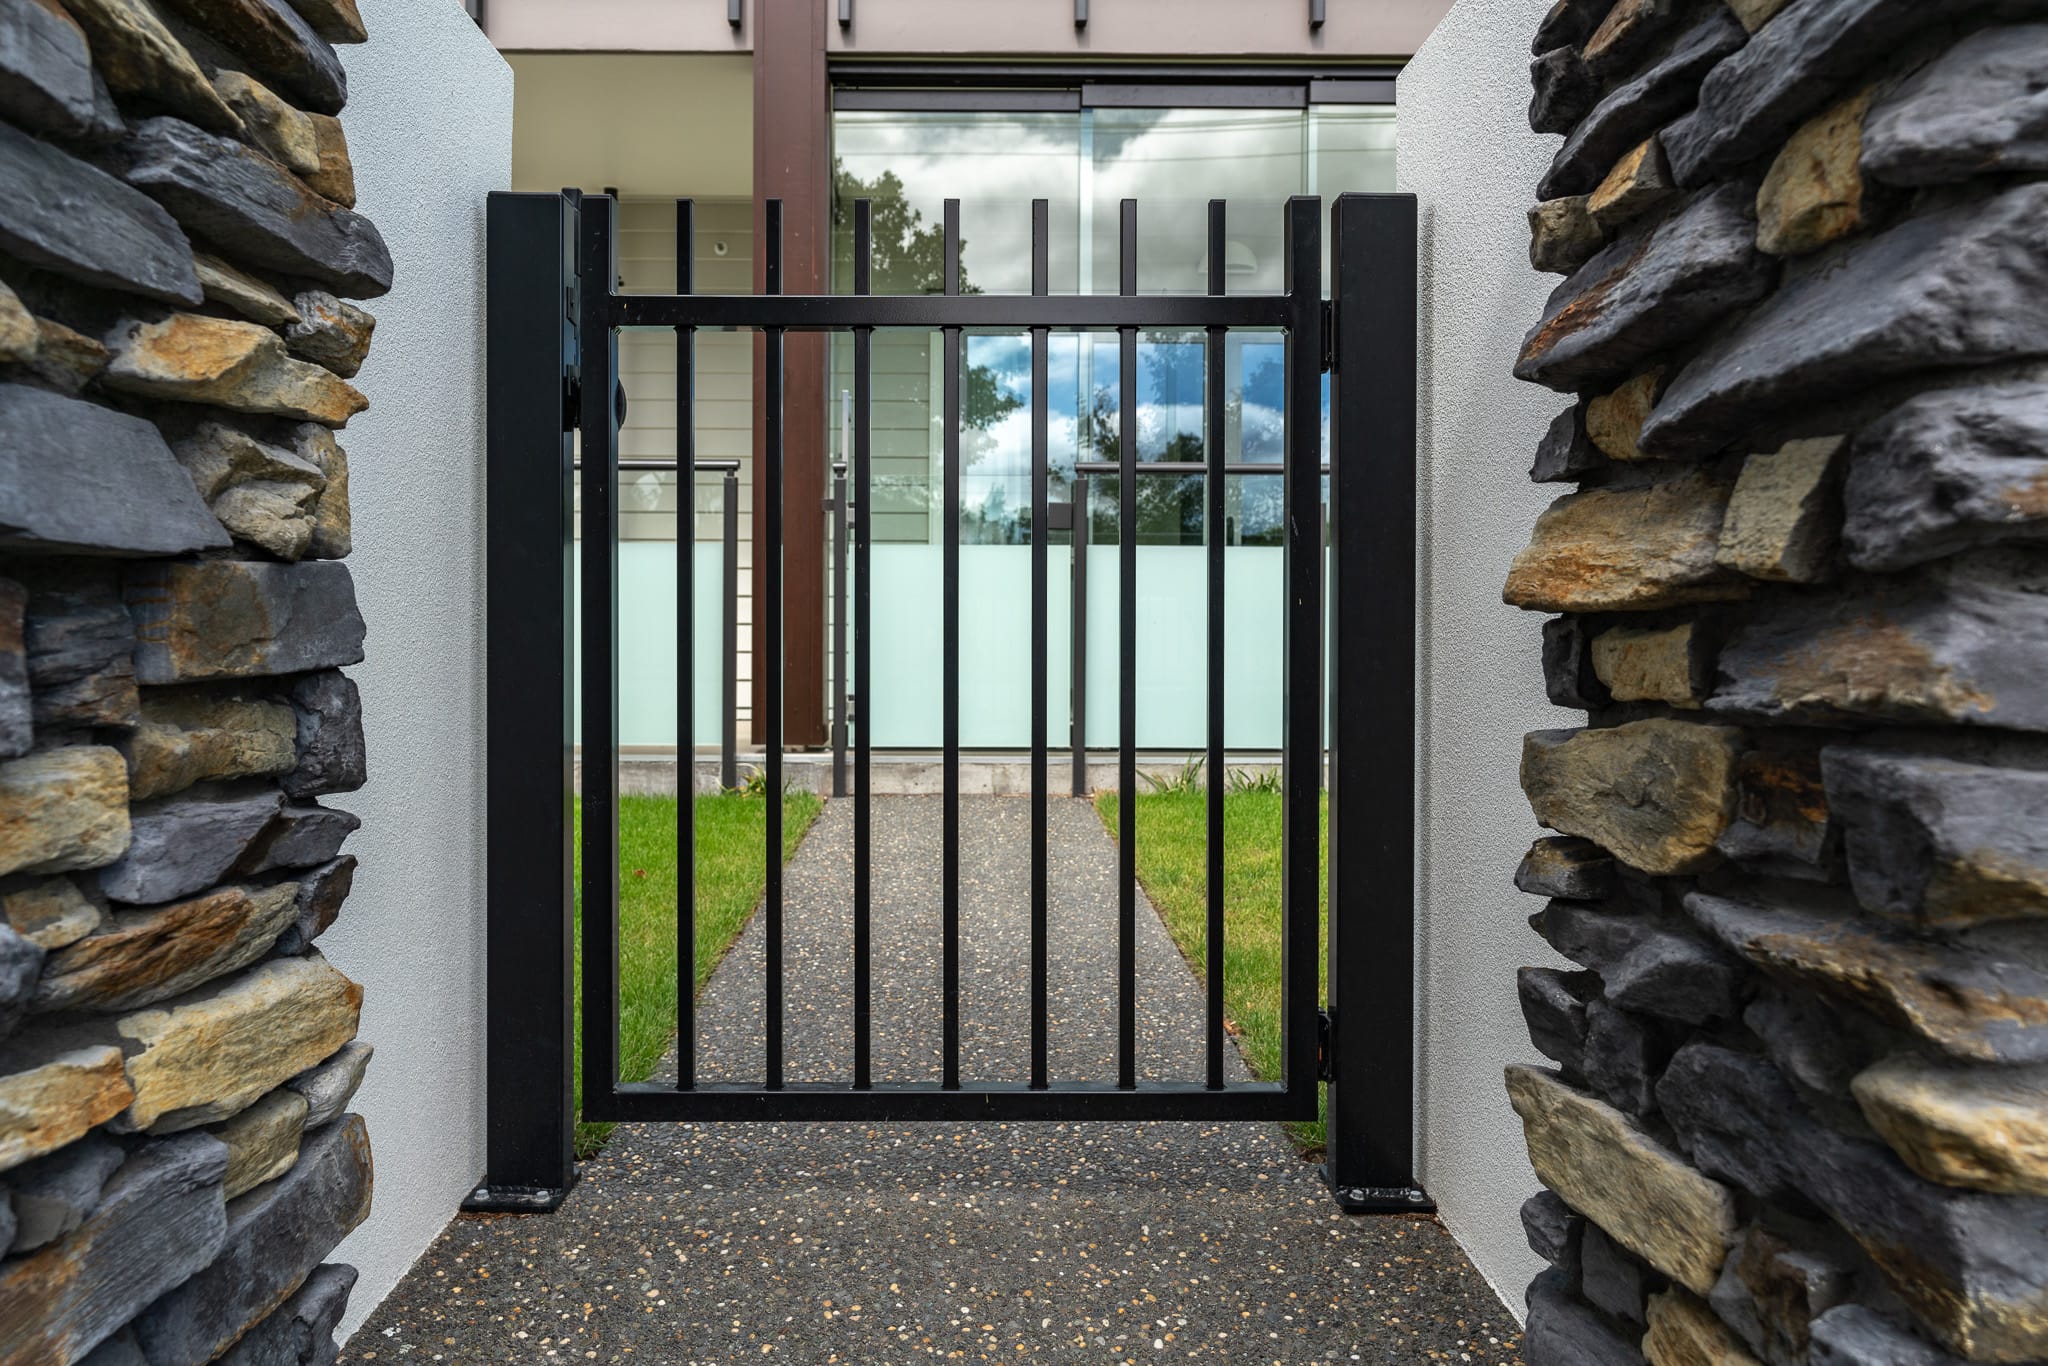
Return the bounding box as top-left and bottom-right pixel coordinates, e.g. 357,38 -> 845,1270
472,188 -> 1425,1216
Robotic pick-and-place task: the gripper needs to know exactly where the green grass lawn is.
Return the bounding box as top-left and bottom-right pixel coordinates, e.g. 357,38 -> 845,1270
573,789 -> 821,1154
1095,788 -> 1329,1152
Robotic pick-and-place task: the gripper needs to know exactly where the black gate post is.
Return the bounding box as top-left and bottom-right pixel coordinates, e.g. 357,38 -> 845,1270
1323,192 -> 1433,1215
465,191 -> 579,1213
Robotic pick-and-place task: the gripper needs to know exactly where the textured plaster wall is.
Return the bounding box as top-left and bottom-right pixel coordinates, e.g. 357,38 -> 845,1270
1399,0 -> 1565,1317
324,0 -> 511,1338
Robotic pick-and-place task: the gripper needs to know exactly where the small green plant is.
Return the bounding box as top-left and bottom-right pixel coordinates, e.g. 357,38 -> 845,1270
729,764 -> 802,799
1225,766 -> 1283,795
1139,756 -> 1207,796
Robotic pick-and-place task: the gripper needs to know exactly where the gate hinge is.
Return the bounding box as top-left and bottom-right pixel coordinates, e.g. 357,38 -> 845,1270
1317,1007 -> 1334,1082
1319,299 -> 1336,374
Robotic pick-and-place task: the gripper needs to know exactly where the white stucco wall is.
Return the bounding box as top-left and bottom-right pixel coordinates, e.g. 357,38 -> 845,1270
1399,0 -> 1567,1318
324,1 -> 511,1339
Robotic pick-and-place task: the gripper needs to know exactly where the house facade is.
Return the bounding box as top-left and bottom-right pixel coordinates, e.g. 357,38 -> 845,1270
481,0 -> 1452,754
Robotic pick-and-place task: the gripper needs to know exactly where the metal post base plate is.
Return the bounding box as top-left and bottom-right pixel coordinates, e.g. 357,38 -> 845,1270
462,1176 -> 577,1214
1321,1167 -> 1436,1215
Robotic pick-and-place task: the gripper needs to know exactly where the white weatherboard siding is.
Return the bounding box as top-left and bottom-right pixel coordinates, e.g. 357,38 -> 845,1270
327,0 -> 511,1338
1399,0 -> 1569,1319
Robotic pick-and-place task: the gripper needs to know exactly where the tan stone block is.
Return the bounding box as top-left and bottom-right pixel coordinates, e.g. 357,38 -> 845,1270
1507,1065 -> 1737,1295
1504,467 -> 1748,613
305,113 -> 355,209
0,278 -> 39,363
63,0 -> 243,132
291,0 -> 366,42
1530,195 -> 1605,275
1758,89 -> 1877,257
1645,1288 -> 1762,1365
1715,437 -> 1843,583
296,425 -> 351,559
1522,719 -> 1743,874
1583,0 -> 1678,73
104,313 -> 367,427
116,952 -> 362,1132
172,420 -> 326,502
193,253 -> 302,327
34,882 -> 299,1014
286,290 -> 375,378
212,70 -> 320,175
209,1086 -> 308,1199
0,747 -> 130,877
22,316 -> 111,395
1591,622 -> 1706,708
212,480 -> 321,559
1585,367 -> 1666,460
1725,0 -> 1797,34
0,1037 -> 134,1172
1853,1055 -> 2048,1196
1,876 -> 102,950
1589,138 -> 1678,231
123,691 -> 300,800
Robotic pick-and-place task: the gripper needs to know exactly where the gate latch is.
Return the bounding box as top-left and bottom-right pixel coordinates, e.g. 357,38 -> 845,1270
1319,300 -> 1336,373
1317,1008 -> 1334,1082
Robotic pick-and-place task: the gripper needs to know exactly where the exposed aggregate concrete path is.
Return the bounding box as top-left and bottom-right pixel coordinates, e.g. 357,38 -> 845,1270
347,796 -> 1522,1364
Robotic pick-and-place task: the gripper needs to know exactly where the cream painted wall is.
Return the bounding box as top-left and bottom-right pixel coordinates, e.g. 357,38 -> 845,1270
325,0 -> 511,1339
1399,0 -> 1569,1320
508,53 -> 753,199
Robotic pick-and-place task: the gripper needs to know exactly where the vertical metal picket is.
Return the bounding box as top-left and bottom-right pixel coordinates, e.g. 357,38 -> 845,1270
1116,199 -> 1138,1092
1203,199 -> 1228,1093
852,201 -> 874,1092
762,197 -> 785,1090
675,197 -> 697,1091
1029,198 -> 1051,1091
940,200 -> 963,1091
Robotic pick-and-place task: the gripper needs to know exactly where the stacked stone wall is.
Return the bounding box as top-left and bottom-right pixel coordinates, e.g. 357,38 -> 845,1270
1507,0 -> 2048,1362
0,0 -> 381,1360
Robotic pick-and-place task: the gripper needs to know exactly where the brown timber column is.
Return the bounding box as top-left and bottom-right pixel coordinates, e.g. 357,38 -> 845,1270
752,0 -> 831,747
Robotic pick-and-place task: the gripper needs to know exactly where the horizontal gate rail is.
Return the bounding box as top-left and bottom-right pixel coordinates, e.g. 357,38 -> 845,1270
602,1080 -> 1290,1123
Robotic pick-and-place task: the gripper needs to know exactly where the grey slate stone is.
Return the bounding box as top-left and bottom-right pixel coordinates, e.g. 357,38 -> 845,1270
273,853 -> 353,955
1523,1189 -> 1585,1273
1822,748 -> 2048,928
1809,1306 -> 1969,1365
1524,1267 -> 1646,1366
0,578 -> 26,758
5,1131 -> 122,1252
1642,182 -> 2048,458
1531,46 -> 1598,135
1658,1045 -> 2048,1363
0,922 -> 40,1043
1661,0 -> 2048,187
237,802 -> 360,874
1581,999 -> 1664,1115
1707,552 -> 2048,731
96,782 -> 282,905
0,1189 -> 12,1260
283,670 -> 364,798
1516,835 -> 1617,900
0,119 -> 200,307
1863,25 -> 2048,186
1711,1225 -> 1856,1366
0,1132 -> 227,1366
1532,897 -> 1749,1024
1531,404 -> 1605,483
0,383 -> 233,557
122,117 -> 393,299
134,1115 -> 372,1366
1744,987 -> 1875,1102
1715,746 -> 1838,881
1537,7 -> 1748,200
1580,1222 -> 1653,1325
77,1329 -> 149,1366
215,1262 -> 357,1366
284,1039 -> 369,1128
22,564 -> 138,728
1517,184 -> 1776,393
157,0 -> 346,114
0,0 -> 118,140
1843,377 -> 2048,572
126,560 -> 367,685
1543,614 -> 1609,710
1519,966 -> 1599,1072
1535,0 -> 1618,54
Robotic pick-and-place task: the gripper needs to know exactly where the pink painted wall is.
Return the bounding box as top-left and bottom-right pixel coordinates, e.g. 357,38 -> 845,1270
488,0 -> 1451,59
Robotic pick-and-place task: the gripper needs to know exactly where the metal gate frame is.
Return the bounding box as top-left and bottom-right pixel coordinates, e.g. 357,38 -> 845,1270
467,189 -> 1426,1216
